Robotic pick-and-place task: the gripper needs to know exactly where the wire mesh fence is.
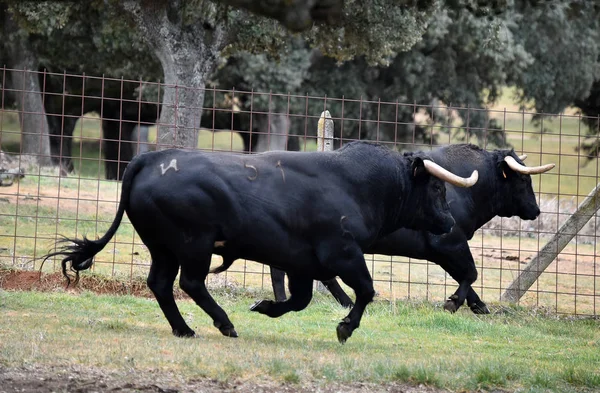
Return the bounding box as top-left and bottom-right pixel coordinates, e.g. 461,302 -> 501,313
1,67 -> 599,316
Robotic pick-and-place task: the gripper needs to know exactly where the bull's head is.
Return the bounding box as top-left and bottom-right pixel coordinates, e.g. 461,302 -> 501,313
410,157 -> 479,235
496,151 -> 555,220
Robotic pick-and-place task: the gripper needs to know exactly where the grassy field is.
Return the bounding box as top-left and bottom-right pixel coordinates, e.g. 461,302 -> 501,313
0,286 -> 599,392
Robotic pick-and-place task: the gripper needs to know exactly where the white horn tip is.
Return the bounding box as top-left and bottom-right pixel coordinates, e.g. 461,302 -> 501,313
465,170 -> 478,187
519,154 -> 527,161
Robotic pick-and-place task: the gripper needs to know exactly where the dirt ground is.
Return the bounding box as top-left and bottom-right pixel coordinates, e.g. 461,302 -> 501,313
0,364 -> 462,393
0,268 -> 156,298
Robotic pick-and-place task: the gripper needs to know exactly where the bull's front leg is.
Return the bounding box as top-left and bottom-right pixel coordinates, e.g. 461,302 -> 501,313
443,285 -> 490,314
334,272 -> 375,344
250,273 -> 313,317
316,241 -> 375,344
432,239 -> 486,314
466,288 -> 490,314
321,278 -> 355,308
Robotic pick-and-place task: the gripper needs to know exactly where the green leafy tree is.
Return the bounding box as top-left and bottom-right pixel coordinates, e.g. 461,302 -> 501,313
5,0 -> 544,163
510,1 -> 600,115
212,4 -> 530,149
112,0 -> 446,149
575,81 -> 600,161
9,0 -> 446,150
506,1 -> 600,161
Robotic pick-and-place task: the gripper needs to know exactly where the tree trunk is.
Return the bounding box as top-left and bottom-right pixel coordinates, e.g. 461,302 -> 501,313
133,125 -> 151,155
122,1 -> 228,150
252,112 -> 291,152
3,11 -> 51,166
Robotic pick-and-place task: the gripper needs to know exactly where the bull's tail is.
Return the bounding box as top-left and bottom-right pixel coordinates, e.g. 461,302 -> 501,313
40,155 -> 145,287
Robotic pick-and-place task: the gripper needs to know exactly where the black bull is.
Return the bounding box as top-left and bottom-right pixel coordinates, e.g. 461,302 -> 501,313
41,141 -> 478,343
262,144 -> 555,313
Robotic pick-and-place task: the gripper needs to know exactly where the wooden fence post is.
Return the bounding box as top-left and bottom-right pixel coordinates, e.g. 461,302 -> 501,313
315,110 -> 334,293
501,182 -> 600,303
317,110 -> 334,152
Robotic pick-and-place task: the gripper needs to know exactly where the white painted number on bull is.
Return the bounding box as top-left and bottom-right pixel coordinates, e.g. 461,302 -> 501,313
160,159 -> 179,175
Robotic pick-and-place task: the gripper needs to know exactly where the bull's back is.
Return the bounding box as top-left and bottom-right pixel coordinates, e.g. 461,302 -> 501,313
126,149 -> 360,256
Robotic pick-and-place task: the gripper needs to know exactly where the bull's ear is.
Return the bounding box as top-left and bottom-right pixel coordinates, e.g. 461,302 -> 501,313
412,157 -> 426,178
498,158 -> 511,179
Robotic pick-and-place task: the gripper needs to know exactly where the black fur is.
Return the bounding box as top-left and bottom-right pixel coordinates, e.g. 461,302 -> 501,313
269,143 -> 545,314
40,141 -> 464,343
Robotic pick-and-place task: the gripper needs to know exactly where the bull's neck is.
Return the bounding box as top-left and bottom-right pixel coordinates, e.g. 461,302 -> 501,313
339,151 -> 406,242
454,162 -> 502,238
383,163 -> 415,237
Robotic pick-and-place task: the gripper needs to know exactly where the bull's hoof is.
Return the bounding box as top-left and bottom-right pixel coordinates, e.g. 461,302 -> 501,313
443,296 -> 459,313
336,318 -> 353,344
219,327 -> 238,338
250,299 -> 274,314
213,321 -> 238,338
470,302 -> 491,315
173,328 -> 196,338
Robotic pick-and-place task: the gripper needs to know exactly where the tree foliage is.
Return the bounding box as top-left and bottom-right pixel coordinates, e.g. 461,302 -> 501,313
211,5 -> 530,148
5,0 -> 449,77
6,0 -> 600,160
510,1 -> 600,115
503,1 -> 600,161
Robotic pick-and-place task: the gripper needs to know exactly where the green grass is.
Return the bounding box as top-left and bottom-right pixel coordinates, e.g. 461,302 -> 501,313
0,288 -> 598,392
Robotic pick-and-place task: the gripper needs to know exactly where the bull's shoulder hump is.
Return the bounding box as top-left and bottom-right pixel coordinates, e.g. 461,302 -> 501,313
430,143 -> 492,169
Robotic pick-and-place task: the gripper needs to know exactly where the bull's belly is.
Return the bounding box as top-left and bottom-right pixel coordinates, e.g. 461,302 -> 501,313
217,235 -> 336,281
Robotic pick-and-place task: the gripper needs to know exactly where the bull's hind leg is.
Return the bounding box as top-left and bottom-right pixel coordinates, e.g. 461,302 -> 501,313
250,273 -> 313,317
269,268 -> 354,308
146,250 -> 195,337
179,245 -> 238,338
269,267 -> 288,302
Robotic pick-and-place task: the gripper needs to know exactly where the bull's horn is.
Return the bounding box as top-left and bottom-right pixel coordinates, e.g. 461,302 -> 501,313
423,160 -> 478,188
504,156 -> 555,175
518,154 -> 527,161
